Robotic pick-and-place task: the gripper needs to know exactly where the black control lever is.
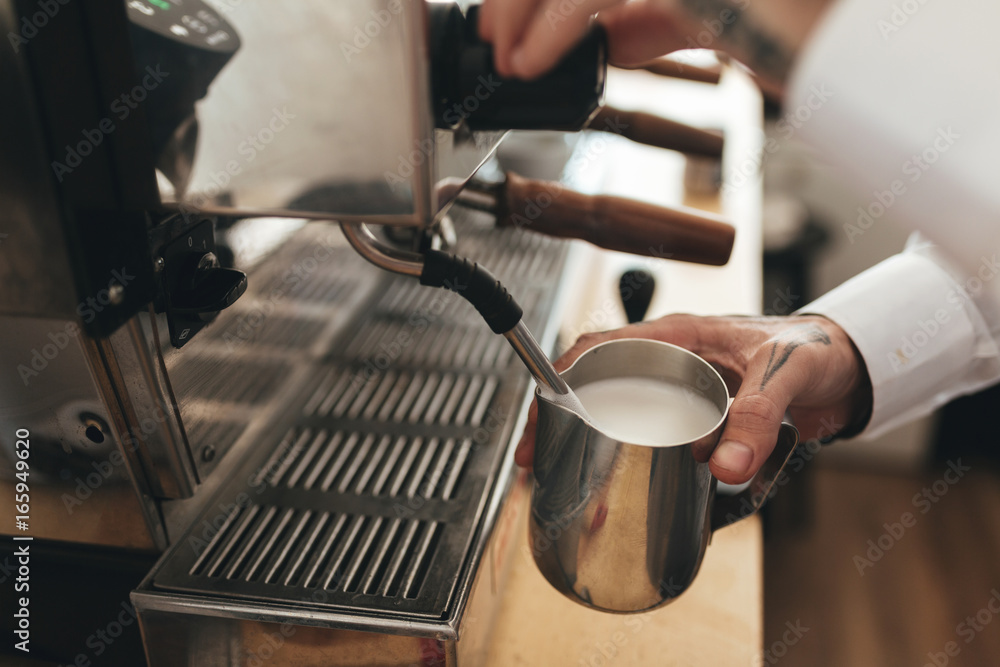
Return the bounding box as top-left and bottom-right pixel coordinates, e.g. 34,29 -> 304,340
170,253 -> 246,315
158,219 -> 247,347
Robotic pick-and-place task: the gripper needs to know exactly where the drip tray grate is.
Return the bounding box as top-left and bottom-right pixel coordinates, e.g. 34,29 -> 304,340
189,503 -> 444,600
153,216 -> 568,620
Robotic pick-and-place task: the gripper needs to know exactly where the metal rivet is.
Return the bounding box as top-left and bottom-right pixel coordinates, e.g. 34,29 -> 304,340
201,445 -> 216,462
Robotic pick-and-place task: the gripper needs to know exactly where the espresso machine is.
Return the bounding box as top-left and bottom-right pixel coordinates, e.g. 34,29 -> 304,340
0,1 -> 735,664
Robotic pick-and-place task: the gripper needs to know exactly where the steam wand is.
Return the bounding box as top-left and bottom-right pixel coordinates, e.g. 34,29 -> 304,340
340,222 -> 572,396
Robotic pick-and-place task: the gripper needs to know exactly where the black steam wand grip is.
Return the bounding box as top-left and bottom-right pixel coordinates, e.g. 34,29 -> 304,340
419,249 -> 523,334
419,250 -> 569,394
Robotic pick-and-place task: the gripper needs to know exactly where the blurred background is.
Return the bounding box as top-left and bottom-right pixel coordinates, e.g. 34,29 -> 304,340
758,97 -> 1000,667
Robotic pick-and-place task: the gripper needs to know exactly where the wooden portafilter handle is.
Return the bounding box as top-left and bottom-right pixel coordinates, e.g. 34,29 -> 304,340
482,172 -> 735,266
588,106 -> 724,158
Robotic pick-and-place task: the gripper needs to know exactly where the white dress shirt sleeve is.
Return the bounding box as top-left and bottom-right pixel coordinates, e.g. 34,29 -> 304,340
786,0 -> 1000,436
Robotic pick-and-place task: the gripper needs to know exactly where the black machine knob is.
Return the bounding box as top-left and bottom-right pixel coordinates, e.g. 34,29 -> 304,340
619,269 -> 656,324
158,219 -> 247,347
170,252 -> 246,316
429,3 -> 606,131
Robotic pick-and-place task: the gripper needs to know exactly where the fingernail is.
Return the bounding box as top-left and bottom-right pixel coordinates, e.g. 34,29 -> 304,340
713,441 -> 753,475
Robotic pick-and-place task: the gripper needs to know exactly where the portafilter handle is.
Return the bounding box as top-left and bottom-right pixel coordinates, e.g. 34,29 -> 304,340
587,106 -> 724,158
458,172 -> 736,266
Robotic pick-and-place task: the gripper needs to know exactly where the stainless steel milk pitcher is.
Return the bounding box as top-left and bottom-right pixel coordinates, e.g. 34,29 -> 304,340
529,338 -> 799,613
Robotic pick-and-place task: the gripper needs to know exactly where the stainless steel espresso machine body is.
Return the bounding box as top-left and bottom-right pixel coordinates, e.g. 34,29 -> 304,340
1,1 -> 738,664
0,0 -> 604,664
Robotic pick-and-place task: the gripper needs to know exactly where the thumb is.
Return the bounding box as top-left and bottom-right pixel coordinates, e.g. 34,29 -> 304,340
709,349 -> 806,485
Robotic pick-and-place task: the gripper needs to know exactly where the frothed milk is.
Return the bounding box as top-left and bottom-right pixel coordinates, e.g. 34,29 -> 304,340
573,377 -> 722,446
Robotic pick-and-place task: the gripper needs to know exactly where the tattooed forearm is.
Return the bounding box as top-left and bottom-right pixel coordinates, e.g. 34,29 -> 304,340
677,0 -> 794,84
760,325 -> 831,389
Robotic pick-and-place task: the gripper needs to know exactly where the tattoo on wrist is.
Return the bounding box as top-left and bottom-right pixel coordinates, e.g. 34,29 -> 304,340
678,0 -> 793,83
760,325 -> 831,390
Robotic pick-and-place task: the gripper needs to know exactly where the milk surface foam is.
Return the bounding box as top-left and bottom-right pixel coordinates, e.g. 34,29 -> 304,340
573,377 -> 722,446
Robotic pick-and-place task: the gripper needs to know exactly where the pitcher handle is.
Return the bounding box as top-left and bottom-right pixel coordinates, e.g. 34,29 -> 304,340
710,422 -> 800,532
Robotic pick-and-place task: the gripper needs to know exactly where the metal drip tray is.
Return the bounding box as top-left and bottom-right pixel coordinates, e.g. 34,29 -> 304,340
143,214 -> 568,629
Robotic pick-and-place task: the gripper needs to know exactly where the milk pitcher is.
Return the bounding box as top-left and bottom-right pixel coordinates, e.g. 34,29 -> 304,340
529,338 -> 799,613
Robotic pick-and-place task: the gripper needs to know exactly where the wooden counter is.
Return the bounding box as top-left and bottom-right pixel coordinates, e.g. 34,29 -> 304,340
487,475 -> 763,666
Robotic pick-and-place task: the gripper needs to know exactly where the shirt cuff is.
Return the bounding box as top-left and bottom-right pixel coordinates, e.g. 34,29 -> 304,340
798,253 -> 978,438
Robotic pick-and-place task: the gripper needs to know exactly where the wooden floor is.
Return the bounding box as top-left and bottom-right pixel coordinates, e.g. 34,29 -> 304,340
764,463 -> 1000,667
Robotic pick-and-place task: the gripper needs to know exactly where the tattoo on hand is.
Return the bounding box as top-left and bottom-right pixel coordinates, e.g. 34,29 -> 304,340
760,325 -> 831,389
678,0 -> 793,83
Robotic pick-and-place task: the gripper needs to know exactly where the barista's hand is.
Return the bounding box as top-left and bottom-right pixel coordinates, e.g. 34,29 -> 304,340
479,0 -> 832,93
478,0 -> 689,79
515,314 -> 873,485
